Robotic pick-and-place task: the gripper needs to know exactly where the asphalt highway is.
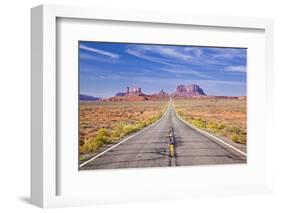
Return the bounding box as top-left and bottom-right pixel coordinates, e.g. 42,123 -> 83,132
80,101 -> 246,170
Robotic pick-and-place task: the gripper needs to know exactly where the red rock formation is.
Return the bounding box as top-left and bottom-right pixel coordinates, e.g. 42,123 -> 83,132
109,87 -> 170,101
158,89 -> 169,97
172,84 -> 206,97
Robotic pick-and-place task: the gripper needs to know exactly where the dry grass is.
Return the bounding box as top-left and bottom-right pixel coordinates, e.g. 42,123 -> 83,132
173,98 -> 247,144
80,101 -> 168,154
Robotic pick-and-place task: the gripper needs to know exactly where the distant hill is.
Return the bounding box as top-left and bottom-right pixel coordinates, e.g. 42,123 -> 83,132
172,84 -> 206,97
100,84 -> 242,102
80,94 -> 101,101
104,88 -> 170,102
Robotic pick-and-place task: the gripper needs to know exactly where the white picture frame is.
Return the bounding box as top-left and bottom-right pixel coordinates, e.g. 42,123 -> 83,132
31,4 -> 274,208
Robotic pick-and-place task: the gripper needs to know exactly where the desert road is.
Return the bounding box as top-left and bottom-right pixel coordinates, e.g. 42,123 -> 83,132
80,101 -> 247,170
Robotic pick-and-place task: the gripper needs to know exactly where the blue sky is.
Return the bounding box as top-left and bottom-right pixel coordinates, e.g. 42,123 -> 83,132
79,41 -> 247,98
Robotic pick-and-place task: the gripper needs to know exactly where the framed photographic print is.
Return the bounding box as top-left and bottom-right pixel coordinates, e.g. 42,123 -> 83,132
31,4 -> 274,208
78,41 -> 247,170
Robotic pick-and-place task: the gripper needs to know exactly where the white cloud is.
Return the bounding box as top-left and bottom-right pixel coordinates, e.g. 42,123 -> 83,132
209,48 -> 246,59
224,65 -> 246,72
127,45 -> 194,64
151,46 -> 193,60
98,74 -> 121,80
133,77 -> 246,88
126,48 -> 173,65
126,45 -> 240,67
80,53 -> 119,64
160,66 -> 210,78
80,44 -> 120,59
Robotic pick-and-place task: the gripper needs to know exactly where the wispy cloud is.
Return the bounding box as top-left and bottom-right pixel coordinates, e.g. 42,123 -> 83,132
148,46 -> 194,61
126,48 -> 172,65
80,44 -> 120,59
202,79 -> 246,85
127,45 -> 245,67
80,53 -> 120,64
127,45 -> 194,63
98,74 -> 122,80
224,65 -> 246,72
160,66 -> 211,79
80,42 -> 247,96
208,48 -> 246,59
127,46 -> 223,79
135,76 -> 245,86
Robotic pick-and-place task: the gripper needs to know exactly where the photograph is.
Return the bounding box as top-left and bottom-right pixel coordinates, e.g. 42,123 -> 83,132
78,41 -> 247,170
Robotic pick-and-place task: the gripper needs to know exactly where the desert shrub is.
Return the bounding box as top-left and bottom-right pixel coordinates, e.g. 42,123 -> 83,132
80,128 -> 110,154
231,134 -> 240,143
177,111 -> 184,117
220,125 -> 246,143
80,112 -> 164,154
227,126 -> 241,134
230,131 -> 247,144
140,120 -> 148,128
189,118 -> 247,144
95,128 -> 110,144
207,121 -> 225,133
191,118 -> 206,129
110,129 -> 121,139
80,138 -> 101,154
122,124 -> 139,135
239,133 -> 247,144
173,99 -> 247,145
79,156 -> 87,161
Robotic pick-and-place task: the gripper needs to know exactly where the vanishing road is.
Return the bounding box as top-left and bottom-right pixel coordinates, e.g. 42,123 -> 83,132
80,101 -> 246,170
